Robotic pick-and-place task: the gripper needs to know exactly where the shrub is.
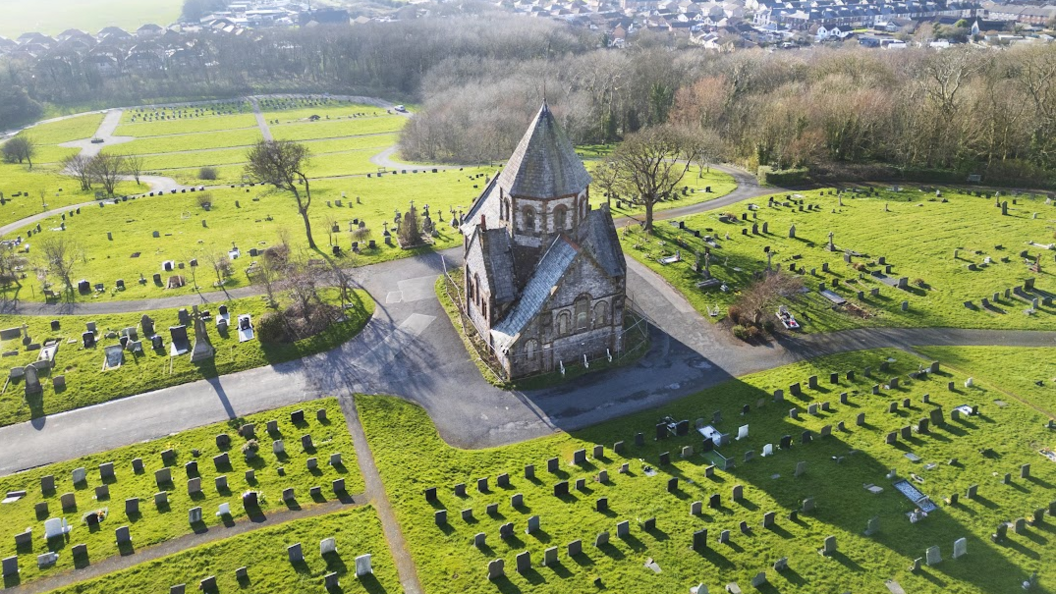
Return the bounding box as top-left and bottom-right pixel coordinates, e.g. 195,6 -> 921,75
257,311 -> 288,343
198,166 -> 218,180
196,192 -> 213,209
762,319 -> 776,334
732,325 -> 749,340
727,305 -> 743,325
913,278 -> 926,288
241,439 -> 259,455
747,325 -> 762,340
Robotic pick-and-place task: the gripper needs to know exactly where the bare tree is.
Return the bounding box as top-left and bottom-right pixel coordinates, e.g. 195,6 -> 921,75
592,160 -> 621,207
38,235 -> 79,294
124,154 -> 145,185
0,239 -> 25,289
323,213 -> 339,246
203,251 -> 233,287
608,125 -> 703,233
89,152 -> 127,196
62,154 -> 94,191
2,136 -> 35,168
244,140 -> 316,249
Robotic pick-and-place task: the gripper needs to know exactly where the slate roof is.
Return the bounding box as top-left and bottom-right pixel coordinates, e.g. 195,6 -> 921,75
580,207 -> 626,278
480,228 -> 518,304
460,173 -> 501,237
497,102 -> 592,200
490,237 -> 578,352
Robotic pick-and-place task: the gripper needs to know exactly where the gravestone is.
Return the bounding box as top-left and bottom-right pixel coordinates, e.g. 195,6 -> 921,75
668,477 -> 679,492
487,559 -> 504,580
435,510 -> 447,525
554,481 -> 569,496
72,467 -> 87,485
497,473 -> 509,488
595,531 -> 609,547
568,539 -> 583,556
512,493 -> 523,507
691,501 -> 703,516
215,476 -> 228,491
287,543 -> 303,563
516,551 -> 531,574
2,556 -> 18,577
462,508 -> 474,521
486,503 -> 498,516
820,535 -> 837,556
547,457 -> 559,473
425,487 -> 437,501
1021,464 -> 1031,479
212,453 -> 229,471
597,497 -> 608,512
926,545 -> 941,566
124,498 -> 138,516
189,507 -> 203,523
773,389 -> 784,403
573,449 -> 586,465
802,497 -> 816,513
693,529 -> 708,550
41,475 -> 55,494
732,485 -> 743,501
617,520 -> 629,537
795,461 -> 806,477
273,440 -> 285,454
477,477 -> 488,493
154,492 -> 168,507
763,511 -> 776,527
187,478 -> 201,495
543,546 -> 558,566
524,464 -> 535,479
99,462 -> 115,482
155,468 -> 171,487
953,538 -> 967,559
966,484 -> 978,499
865,516 -> 880,536
474,532 -> 486,548
719,529 -> 730,544
710,494 -> 721,508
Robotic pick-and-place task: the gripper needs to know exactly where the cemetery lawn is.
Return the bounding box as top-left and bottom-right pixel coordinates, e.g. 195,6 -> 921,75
588,165 -> 738,219
42,506 -> 398,594
914,346 -> 1056,415
621,186 -> 1056,333
360,348 -> 1056,594
1,169 -> 489,303
0,398 -> 365,587
0,289 -> 373,426
0,162 -> 147,228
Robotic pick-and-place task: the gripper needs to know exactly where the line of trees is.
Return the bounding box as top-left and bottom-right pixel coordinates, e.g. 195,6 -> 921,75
400,43 -> 1056,188
61,152 -> 144,195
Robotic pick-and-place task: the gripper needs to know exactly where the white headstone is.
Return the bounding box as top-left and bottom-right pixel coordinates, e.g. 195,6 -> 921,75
736,425 -> 749,440
355,554 -> 373,577
215,502 -> 230,517
952,538 -> 967,559
320,538 -> 337,555
43,518 -> 70,539
71,467 -> 87,484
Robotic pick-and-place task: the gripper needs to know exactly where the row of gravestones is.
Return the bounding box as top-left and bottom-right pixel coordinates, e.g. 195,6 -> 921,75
964,280 -> 1048,311
991,501 -> 1056,543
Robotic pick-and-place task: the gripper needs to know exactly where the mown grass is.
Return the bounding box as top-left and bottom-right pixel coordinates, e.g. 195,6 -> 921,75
622,186 -> 1056,332
0,163 -> 146,227
2,167 -> 489,302
115,114 -> 259,137
43,506 -> 399,594
0,398 -> 364,587
271,117 -> 407,142
915,346 -> 1056,415
361,347 -> 1056,594
110,129 -> 264,156
592,165 -> 738,219
16,113 -> 106,145
260,104 -> 391,123
0,288 -> 373,426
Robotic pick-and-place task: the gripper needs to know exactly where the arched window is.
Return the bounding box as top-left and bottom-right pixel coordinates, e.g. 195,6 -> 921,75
473,274 -> 482,307
554,206 -> 567,232
522,206 -> 536,233
525,339 -> 538,361
467,274 -> 475,302
593,301 -> 608,327
557,311 -> 571,336
574,294 -> 591,331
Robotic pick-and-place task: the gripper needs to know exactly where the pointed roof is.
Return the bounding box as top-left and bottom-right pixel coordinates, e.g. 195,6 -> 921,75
497,102 -> 591,200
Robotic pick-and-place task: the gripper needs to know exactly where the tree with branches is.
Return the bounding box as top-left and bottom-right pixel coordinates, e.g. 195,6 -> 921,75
2,136 -> 36,168
606,125 -> 703,233
124,154 -> 145,185
62,154 -> 94,191
89,153 -> 127,196
38,235 -> 79,294
244,140 -> 316,249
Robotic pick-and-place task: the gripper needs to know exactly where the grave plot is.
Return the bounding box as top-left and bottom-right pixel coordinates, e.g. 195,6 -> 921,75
622,186 -> 1056,333
258,97 -> 392,123
4,168 -> 489,304
360,347 -> 1056,594
0,290 -> 373,426
43,507 -> 398,594
0,399 -> 362,587
0,164 -> 143,228
109,129 -> 265,157
270,116 -> 407,142
115,102 -> 257,137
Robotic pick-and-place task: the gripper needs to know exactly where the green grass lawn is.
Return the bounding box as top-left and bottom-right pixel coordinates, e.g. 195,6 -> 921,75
592,165 -> 738,218
622,186 -> 1056,332
0,289 -> 373,426
42,506 -> 399,594
0,398 -> 364,587
360,347 -> 1056,594
0,162 -> 146,227
0,0 -> 182,38
915,346 -> 1056,414
16,113 -> 105,145
270,117 -> 407,143
138,148 -> 254,172
259,100 -> 391,123
110,129 -> 264,156
2,166 -> 489,303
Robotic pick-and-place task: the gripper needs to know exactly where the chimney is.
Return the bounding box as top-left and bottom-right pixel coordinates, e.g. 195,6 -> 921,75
480,215 -> 486,230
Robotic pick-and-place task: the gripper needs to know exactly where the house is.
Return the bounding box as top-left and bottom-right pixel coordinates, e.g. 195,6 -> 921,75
137,24 -> 165,37
460,103 -> 627,379
98,26 -> 132,41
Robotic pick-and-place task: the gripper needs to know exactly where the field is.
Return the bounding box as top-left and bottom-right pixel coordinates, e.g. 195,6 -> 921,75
0,289 -> 373,426
45,506 -> 400,594
622,186 -> 1056,332
0,169 -> 488,302
0,0 -> 182,38
0,163 -> 146,228
915,346 -> 1056,414
360,347 -> 1056,594
0,398 -> 364,587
